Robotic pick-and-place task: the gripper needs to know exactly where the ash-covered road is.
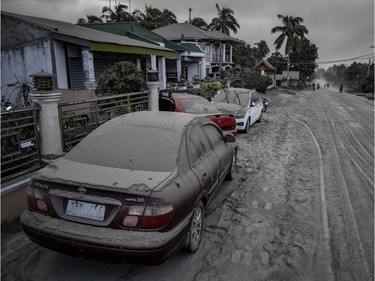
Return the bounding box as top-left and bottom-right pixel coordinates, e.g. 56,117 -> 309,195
2,88 -> 373,281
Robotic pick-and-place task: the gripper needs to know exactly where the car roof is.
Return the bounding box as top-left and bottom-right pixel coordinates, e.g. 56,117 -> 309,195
113,111 -> 202,130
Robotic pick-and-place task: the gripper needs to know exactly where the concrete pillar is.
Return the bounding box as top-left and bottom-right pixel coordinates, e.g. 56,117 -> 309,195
158,57 -> 166,90
176,59 -> 182,81
146,82 -> 160,111
29,92 -> 63,160
82,47 -> 96,89
151,55 -> 157,70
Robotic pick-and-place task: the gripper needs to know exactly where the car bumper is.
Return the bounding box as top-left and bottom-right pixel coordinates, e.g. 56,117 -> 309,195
21,210 -> 191,265
235,117 -> 246,130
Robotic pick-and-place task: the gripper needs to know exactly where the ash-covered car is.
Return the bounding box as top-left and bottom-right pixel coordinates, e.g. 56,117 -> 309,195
159,92 -> 237,136
212,88 -> 264,133
21,111 -> 237,265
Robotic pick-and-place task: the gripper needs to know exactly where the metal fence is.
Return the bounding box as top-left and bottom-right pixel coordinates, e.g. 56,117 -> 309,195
1,107 -> 42,183
58,91 -> 149,151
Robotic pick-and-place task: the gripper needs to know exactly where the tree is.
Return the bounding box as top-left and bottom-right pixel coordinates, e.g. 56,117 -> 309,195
160,8 -> 178,25
133,5 -> 164,29
271,14 -> 309,85
232,43 -> 258,68
101,0 -> 131,22
289,38 -> 318,80
77,15 -> 103,24
208,4 -> 240,35
271,14 -> 309,55
254,40 -> 270,60
267,51 -> 287,74
96,61 -> 147,96
187,8 -> 208,30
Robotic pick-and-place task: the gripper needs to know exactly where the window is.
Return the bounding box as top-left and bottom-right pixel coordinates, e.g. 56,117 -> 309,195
188,124 -> 211,160
203,124 -> 223,148
251,92 -> 260,103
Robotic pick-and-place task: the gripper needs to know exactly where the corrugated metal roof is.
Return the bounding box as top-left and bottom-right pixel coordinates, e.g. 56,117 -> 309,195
2,11 -> 176,56
80,22 -> 190,52
153,23 -> 243,43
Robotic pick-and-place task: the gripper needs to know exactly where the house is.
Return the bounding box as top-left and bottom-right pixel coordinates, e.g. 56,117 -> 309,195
152,23 -> 243,82
254,59 -> 275,76
79,22 -> 199,89
1,11 -> 177,104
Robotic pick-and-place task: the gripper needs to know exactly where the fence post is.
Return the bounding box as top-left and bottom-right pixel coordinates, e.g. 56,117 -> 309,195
29,92 -> 63,161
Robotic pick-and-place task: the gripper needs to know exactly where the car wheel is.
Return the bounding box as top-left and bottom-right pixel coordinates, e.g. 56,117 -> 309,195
244,117 -> 251,133
186,201 -> 204,253
257,111 -> 263,123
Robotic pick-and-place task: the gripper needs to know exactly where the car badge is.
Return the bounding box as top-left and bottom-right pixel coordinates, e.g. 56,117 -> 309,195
78,186 -> 87,194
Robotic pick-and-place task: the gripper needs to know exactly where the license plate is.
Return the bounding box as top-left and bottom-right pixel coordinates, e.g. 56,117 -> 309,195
66,200 -> 106,221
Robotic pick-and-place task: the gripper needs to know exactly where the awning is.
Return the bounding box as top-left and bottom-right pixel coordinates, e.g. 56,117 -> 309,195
90,42 -> 178,58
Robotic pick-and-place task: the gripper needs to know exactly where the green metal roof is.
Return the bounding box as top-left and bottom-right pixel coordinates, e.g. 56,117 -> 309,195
180,43 -> 204,53
80,22 -> 190,52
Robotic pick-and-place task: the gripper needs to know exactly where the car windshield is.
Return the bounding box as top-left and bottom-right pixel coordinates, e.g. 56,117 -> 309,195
65,123 -> 180,172
180,98 -> 220,114
213,89 -> 250,106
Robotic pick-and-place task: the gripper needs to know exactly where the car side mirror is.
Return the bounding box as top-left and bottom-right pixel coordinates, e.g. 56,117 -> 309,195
224,133 -> 236,143
251,101 -> 256,107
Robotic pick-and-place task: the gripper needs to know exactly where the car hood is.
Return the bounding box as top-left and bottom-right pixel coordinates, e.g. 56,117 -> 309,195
213,102 -> 246,114
33,158 -> 175,193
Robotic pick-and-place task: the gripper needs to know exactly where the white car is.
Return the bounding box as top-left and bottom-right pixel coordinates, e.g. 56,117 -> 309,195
212,88 -> 264,133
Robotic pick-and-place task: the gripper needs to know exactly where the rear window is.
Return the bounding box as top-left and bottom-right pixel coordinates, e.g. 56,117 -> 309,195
180,98 -> 220,114
65,124 -> 180,172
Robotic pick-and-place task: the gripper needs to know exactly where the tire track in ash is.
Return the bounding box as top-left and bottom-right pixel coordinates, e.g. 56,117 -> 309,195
314,93 -> 371,281
290,117 -> 334,280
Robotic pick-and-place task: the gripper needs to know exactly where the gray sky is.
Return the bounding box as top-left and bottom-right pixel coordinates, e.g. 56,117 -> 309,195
2,0 -> 374,69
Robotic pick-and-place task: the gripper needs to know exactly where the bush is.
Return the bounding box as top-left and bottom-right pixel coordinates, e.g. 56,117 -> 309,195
199,81 -> 224,100
231,77 -> 244,88
239,69 -> 273,93
96,61 -> 147,96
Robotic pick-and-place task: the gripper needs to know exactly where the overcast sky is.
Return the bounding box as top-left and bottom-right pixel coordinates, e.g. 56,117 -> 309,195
2,0 -> 374,69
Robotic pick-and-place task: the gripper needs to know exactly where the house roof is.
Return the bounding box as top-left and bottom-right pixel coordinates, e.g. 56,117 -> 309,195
2,11 -> 177,57
254,60 -> 275,71
152,23 -> 243,43
80,22 -> 191,52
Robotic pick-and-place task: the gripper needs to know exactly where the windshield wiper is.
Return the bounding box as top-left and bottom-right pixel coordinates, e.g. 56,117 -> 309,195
234,90 -> 241,105
224,89 -> 230,103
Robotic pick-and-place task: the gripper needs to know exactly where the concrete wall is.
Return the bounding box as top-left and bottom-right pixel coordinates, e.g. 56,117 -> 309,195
1,181 -> 29,222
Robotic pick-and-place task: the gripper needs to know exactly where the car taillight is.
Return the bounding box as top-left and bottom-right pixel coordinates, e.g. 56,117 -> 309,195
121,205 -> 174,230
27,185 -> 49,213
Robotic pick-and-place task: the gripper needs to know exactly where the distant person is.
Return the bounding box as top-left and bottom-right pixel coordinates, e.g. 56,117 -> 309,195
312,82 -> 315,91
327,83 -> 330,88
339,83 -> 343,93
317,83 -> 320,89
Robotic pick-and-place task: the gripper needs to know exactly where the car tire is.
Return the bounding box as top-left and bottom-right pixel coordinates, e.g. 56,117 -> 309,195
185,201 -> 204,253
244,117 -> 251,133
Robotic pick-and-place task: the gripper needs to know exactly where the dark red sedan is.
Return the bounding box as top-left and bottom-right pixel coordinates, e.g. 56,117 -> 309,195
159,92 -> 237,136
21,111 -> 236,265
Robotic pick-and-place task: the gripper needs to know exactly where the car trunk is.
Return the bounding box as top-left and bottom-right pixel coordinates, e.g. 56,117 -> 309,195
31,158 -> 174,227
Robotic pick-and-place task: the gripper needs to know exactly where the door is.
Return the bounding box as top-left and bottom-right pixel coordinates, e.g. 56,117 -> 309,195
187,122 -> 220,200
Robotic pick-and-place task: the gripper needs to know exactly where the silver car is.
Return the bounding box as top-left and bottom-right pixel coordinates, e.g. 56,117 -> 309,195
212,88 -> 264,133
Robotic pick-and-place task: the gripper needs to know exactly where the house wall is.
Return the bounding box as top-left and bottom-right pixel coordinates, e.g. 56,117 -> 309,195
1,41 -> 53,103
183,61 -> 199,81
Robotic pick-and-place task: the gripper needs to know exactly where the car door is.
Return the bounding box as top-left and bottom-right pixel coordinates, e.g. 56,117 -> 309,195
249,91 -> 261,124
201,123 -> 231,183
187,121 -> 220,201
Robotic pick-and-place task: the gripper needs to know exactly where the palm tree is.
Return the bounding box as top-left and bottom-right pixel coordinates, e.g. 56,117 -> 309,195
132,5 -> 164,29
77,15 -> 103,24
101,0 -> 130,22
187,8 -> 208,30
160,8 -> 178,25
271,14 -> 308,54
208,4 -> 240,35
254,40 -> 270,59
271,14 -> 308,85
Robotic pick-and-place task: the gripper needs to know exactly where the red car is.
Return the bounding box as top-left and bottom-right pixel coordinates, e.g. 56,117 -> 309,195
159,92 -> 237,136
